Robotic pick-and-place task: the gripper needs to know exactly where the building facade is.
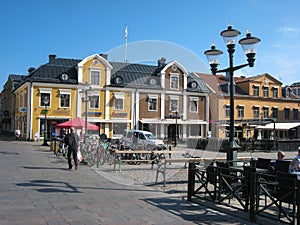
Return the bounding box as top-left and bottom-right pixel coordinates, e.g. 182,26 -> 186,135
196,72 -> 300,144
10,54 -> 210,142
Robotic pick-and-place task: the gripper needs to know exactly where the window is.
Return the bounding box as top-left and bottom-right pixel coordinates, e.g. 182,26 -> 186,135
253,86 -> 259,96
114,99 -> 123,110
60,94 -> 70,108
253,107 -> 259,118
40,93 -> 50,107
170,74 -> 179,90
148,95 -> 158,111
190,97 -> 198,113
284,108 -> 290,119
90,70 -> 100,85
272,87 -> 278,98
114,93 -> 124,110
263,86 -> 269,97
272,107 -> 278,119
190,124 -> 201,137
293,89 -> 297,95
89,95 -> 99,109
298,88 -> 300,96
263,107 -> 269,118
238,105 -> 244,118
59,89 -> 71,108
286,88 -> 291,98
225,105 -> 230,117
293,108 -> 298,120
170,98 -> 179,112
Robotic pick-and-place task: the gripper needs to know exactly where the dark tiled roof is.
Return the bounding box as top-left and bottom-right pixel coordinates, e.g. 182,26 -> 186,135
109,62 -> 163,89
8,74 -> 24,82
13,55 -> 209,94
187,73 -> 209,93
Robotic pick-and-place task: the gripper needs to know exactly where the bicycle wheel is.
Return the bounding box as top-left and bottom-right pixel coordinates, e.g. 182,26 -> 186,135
107,153 -> 115,165
98,148 -> 105,165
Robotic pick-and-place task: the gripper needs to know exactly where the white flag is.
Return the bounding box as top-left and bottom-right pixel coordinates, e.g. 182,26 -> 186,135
124,24 -> 128,39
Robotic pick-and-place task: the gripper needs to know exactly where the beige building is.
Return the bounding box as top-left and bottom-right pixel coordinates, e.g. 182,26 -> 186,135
196,72 -> 300,150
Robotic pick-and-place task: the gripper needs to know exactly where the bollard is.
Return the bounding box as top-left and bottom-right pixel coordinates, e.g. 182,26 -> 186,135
187,162 -> 196,201
169,146 -> 172,165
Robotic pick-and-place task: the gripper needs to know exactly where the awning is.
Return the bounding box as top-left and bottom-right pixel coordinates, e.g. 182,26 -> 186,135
256,122 -> 300,130
139,118 -> 208,125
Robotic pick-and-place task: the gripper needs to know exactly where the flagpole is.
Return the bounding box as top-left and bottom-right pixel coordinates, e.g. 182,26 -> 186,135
124,24 -> 128,62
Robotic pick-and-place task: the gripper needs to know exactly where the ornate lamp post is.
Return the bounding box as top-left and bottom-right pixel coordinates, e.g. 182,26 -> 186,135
42,96 -> 49,146
204,23 -> 260,162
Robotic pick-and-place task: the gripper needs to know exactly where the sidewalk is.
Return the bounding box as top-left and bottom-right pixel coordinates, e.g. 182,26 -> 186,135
1,137 -> 295,224
0,138 -> 255,225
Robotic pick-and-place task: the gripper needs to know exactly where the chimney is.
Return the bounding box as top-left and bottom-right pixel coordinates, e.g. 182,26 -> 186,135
49,54 -> 56,63
28,67 -> 35,74
100,53 -> 108,60
158,57 -> 166,67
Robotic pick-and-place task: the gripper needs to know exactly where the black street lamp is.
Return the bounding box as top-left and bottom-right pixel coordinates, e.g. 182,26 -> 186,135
204,23 -> 261,162
42,96 -> 49,146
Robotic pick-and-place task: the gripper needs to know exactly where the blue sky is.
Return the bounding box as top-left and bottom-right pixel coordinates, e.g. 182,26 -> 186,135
1,0 -> 300,89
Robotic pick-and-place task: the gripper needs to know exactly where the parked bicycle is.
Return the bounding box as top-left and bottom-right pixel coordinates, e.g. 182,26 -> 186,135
80,140 -> 97,166
97,138 -> 115,166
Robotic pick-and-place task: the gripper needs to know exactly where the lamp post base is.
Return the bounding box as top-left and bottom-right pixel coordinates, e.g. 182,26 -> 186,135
226,140 -> 241,164
42,140 -> 49,146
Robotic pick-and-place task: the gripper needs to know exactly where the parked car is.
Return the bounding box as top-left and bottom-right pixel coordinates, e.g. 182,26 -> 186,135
121,129 -> 165,150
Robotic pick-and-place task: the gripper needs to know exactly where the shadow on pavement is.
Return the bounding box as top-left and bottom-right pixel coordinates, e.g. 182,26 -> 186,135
144,197 -> 250,225
16,179 -> 82,193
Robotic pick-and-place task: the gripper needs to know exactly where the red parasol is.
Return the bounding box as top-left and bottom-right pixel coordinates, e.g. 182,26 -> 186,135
56,117 -> 99,130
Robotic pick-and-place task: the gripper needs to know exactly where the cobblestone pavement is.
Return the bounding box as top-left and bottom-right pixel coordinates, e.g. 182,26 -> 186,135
1,135 -> 297,225
94,145 -> 297,194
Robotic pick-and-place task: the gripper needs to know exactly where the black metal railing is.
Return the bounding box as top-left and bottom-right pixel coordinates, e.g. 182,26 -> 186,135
187,160 -> 300,224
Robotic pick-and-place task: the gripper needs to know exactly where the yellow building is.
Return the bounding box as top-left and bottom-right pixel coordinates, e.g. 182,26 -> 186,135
12,54 -> 210,144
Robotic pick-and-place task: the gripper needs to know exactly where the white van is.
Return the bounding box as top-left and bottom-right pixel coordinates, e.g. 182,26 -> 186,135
121,129 -> 165,150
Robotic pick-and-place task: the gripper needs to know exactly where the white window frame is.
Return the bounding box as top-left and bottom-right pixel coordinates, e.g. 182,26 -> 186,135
238,105 -> 244,118
170,73 -> 179,90
89,95 -> 100,109
59,89 -> 71,108
263,86 -> 269,97
90,69 -> 100,86
272,87 -> 278,98
169,96 -> 179,112
39,88 -> 52,107
253,106 -> 259,118
114,92 -> 124,110
148,95 -> 158,112
253,85 -> 259,96
190,97 -> 198,113
225,104 -> 230,117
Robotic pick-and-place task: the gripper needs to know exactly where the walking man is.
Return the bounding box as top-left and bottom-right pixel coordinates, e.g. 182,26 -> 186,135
66,127 -> 80,170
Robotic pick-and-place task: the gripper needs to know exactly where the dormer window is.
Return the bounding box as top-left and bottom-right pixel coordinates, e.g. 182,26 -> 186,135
170,74 -> 179,90
90,70 -> 100,86
286,88 -> 291,98
114,76 -> 123,85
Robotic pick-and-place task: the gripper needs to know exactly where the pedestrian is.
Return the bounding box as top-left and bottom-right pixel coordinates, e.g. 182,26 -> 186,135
289,146 -> 300,173
15,127 -> 21,142
65,127 -> 80,170
269,151 -> 285,172
277,151 -> 285,161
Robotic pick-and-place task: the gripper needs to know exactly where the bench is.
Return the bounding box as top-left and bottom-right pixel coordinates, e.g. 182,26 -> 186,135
155,156 -> 253,188
113,149 -> 190,172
